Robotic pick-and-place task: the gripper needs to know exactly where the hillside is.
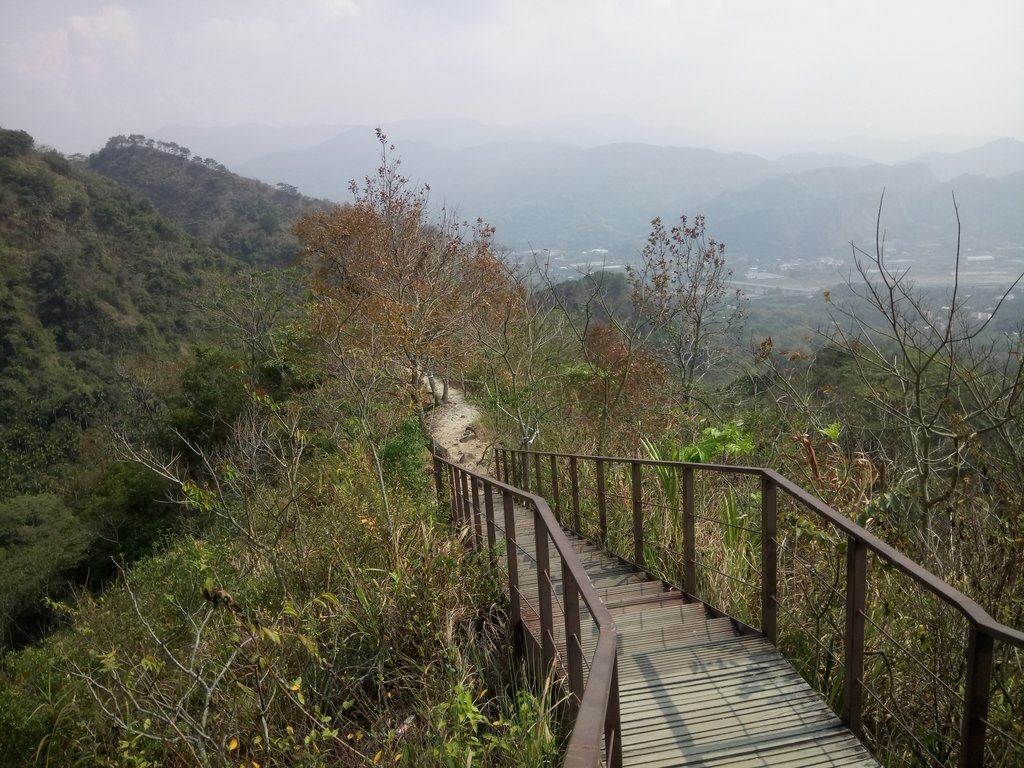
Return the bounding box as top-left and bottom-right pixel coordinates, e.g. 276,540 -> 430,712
0,128 -> 264,645
88,135 -> 329,267
0,129 -> 235,493
0,133 -> 557,768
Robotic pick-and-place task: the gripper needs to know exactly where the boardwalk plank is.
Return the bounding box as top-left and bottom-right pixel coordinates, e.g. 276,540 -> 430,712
473,491 -> 878,767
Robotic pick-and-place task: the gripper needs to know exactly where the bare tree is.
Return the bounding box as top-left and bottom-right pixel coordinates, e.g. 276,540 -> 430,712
293,130 -> 504,408
474,262 -> 573,450
824,194 -> 1024,571
628,214 -> 744,405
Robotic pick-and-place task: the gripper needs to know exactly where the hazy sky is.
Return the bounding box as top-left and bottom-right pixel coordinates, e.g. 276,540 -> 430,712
2,0 -> 1022,155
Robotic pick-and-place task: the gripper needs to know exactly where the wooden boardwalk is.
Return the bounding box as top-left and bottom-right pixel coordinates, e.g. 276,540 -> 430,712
492,496 -> 879,767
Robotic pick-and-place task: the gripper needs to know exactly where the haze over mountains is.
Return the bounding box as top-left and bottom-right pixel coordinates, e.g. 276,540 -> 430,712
154,120 -> 1024,286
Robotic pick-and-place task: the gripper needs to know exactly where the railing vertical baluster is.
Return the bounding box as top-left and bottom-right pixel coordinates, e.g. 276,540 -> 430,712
451,467 -> 462,524
471,476 -> 483,549
433,453 -> 444,500
534,452 -> 543,496
605,655 -> 623,768
483,479 -> 497,558
843,537 -> 867,736
460,470 -> 472,536
561,561 -> 584,716
960,624 -> 994,768
631,461 -> 644,567
535,508 -> 556,671
570,456 -> 581,531
550,455 -> 561,523
448,464 -> 458,521
682,466 -> 696,596
596,459 -> 607,544
502,488 -> 521,627
761,474 -> 778,644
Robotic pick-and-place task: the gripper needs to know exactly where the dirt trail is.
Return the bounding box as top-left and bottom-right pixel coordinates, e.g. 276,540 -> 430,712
423,386 -> 491,470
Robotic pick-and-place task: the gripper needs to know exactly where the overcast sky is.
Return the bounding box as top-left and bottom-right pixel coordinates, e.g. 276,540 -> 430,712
2,0 -> 1022,156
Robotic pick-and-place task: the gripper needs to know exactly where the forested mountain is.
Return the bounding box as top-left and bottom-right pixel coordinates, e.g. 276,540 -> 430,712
0,129 -> 552,767
705,162 -> 1024,265
88,134 -> 329,266
0,128 -> 326,648
156,121 -> 1022,281
909,138 -> 1024,181
198,125 -> 1024,265
238,135 -> 781,254
0,129 -> 225,496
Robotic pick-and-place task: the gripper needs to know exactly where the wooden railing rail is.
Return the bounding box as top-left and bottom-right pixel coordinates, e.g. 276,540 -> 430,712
498,447 -> 1024,768
433,452 -> 622,768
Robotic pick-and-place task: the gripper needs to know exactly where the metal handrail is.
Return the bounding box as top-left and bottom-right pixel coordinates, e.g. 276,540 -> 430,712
498,446 -> 1024,768
432,452 -> 622,768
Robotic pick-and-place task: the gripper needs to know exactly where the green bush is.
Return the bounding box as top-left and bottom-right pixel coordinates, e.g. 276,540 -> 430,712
380,416 -> 429,492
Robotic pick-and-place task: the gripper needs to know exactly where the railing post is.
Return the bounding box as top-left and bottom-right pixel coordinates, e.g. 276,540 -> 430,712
596,459 -> 608,544
471,476 -> 483,548
445,464 -> 455,519
561,561 -> 584,716
535,508 -> 556,671
502,489 -> 521,627
550,455 -> 561,523
631,461 -> 644,567
761,475 -> 778,644
570,456 -> 581,531
433,454 -> 444,500
960,624 -> 994,768
534,452 -> 543,496
459,470 -> 472,537
452,467 -> 463,525
605,655 -> 623,768
842,536 -> 867,737
483,479 -> 497,557
682,466 -> 696,596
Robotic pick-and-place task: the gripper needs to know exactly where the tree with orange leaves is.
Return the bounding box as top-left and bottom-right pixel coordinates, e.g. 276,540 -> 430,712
294,130 -> 504,408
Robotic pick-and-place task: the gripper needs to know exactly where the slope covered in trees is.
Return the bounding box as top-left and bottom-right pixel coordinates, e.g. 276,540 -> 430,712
89,134 -> 329,267
0,127 -> 241,643
0,131 -> 562,767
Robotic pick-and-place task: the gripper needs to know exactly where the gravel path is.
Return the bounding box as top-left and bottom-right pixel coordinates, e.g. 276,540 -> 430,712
423,386 -> 491,470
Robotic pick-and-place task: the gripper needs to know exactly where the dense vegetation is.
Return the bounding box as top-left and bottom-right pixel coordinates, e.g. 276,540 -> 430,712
0,127 -> 240,645
465,202 -> 1024,764
1,125 -> 1021,766
0,129 -> 559,766
89,134 -> 329,267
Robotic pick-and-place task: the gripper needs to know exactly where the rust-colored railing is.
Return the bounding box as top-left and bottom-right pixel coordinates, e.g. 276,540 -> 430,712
433,453 -> 622,768
496,447 -> 1024,768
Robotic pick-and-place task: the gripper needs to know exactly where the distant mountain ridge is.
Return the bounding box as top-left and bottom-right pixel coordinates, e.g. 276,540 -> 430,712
142,121 -> 1023,273
907,138 -> 1024,181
